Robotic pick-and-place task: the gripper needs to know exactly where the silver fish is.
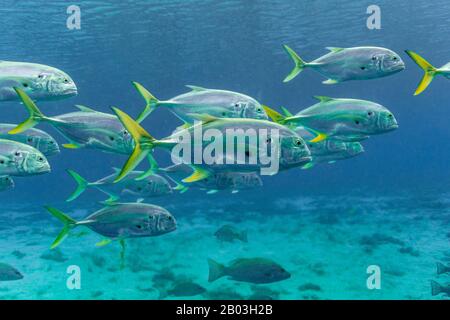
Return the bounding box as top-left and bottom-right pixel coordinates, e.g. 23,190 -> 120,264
264,96 -> 398,142
160,163 -> 262,194
66,168 -> 172,203
132,82 -> 268,123
46,203 -> 177,249
10,88 -> 134,155
0,139 -> 50,176
0,61 -> 77,101
283,45 -> 405,83
0,123 -> 59,156
111,107 -> 311,183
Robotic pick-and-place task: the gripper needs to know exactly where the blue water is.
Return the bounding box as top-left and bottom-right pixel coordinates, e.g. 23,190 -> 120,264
0,0 -> 449,299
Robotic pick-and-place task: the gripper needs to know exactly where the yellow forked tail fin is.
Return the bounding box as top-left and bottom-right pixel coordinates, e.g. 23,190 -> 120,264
132,82 -> 159,123
111,107 -> 157,182
9,88 -> 46,134
405,50 -> 437,95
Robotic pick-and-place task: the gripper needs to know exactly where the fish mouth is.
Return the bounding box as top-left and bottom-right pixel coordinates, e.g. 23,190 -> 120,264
64,88 -> 78,96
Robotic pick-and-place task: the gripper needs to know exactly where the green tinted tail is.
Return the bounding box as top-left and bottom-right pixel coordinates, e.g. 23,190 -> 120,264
9,88 -> 47,134
133,82 -> 159,123
66,170 -> 90,202
283,45 -> 307,82
207,258 -> 226,282
45,206 -> 78,249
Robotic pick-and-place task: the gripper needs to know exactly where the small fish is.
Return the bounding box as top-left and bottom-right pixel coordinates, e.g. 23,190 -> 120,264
264,96 -> 398,142
0,61 -> 77,101
405,50 -> 450,95
0,175 -> 14,191
0,123 -> 59,156
9,88 -> 134,155
0,263 -> 23,281
159,281 -> 206,299
45,203 -> 177,249
160,163 -> 262,194
0,139 -> 50,176
283,45 -> 405,83
214,225 -> 248,243
207,257 -> 290,284
437,262 -> 450,275
111,107 -> 311,183
66,168 -> 172,203
132,82 -> 268,123
431,280 -> 450,296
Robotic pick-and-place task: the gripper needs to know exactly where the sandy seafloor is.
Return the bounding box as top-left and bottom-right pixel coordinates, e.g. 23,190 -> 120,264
0,188 -> 449,300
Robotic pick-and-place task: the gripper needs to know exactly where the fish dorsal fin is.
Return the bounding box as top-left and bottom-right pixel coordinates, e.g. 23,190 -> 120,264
186,85 -> 208,92
314,96 -> 334,103
75,105 -> 98,113
326,47 -> 344,53
280,107 -> 293,117
187,113 -> 219,124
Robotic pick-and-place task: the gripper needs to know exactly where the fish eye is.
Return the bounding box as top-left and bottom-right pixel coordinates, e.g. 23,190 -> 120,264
123,131 -> 128,136
388,114 -> 393,118
257,108 -> 262,113
15,151 -> 21,156
295,139 -> 302,146
355,120 -> 360,125
38,156 -> 44,162
168,216 -> 173,220
360,67 -> 366,70
50,141 -> 54,144
136,225 -> 142,229
367,111 -> 373,116
38,74 -> 43,78
27,137 -> 33,143
0,160 -> 4,164
64,79 -> 69,83
393,56 -> 397,60
109,136 -> 115,141
266,138 -> 271,143
22,83 -> 29,88
372,56 -> 376,60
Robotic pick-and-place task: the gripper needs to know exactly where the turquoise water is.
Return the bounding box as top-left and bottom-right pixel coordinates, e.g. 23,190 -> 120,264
0,0 -> 449,299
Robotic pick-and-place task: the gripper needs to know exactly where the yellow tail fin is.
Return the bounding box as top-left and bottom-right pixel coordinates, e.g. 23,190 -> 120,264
405,50 -> 437,95
132,82 -> 159,123
9,88 -> 46,134
111,107 -> 156,182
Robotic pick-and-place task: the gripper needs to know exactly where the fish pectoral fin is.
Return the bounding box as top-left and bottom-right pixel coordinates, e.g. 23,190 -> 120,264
95,238 -> 113,247
301,162 -> 315,170
182,166 -> 211,183
322,79 -> 339,85
62,143 -> 82,149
